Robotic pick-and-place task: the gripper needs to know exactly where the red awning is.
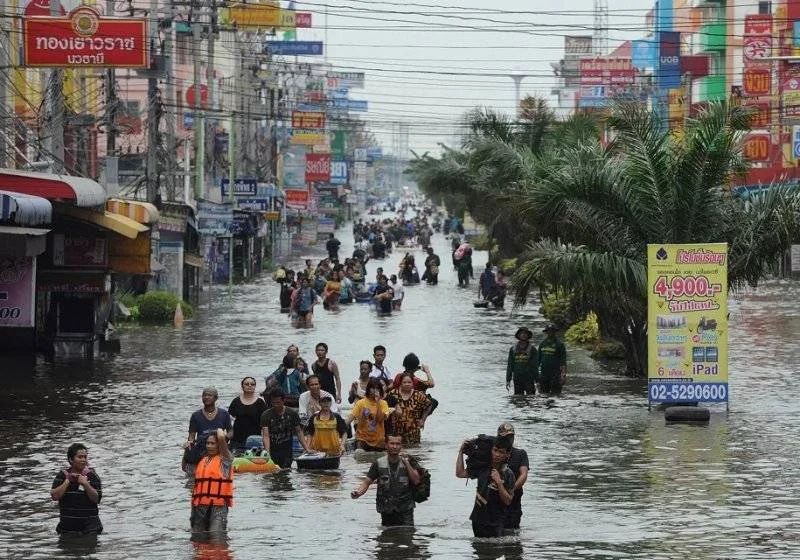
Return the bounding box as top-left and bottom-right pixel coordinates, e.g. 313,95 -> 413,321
0,169 -> 106,207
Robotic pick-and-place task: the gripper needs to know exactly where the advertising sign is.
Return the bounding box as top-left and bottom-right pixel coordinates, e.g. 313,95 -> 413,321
225,3 -> 285,28
743,100 -> 771,129
0,257 -> 36,327
267,41 -> 323,56
221,178 -> 257,197
24,0 -> 65,16
564,36 -> 593,58
331,131 -> 346,158
291,110 -> 325,129
743,14 -> 772,69
743,68 -> 771,95
282,146 -> 307,187
295,12 -> 312,28
330,99 -> 368,112
330,160 -> 348,184
579,57 -> 637,107
305,153 -> 331,183
290,130 -> 326,146
658,31 -> 681,89
237,198 -> 270,211
285,188 -> 309,209
23,6 -> 148,68
743,134 -> 772,161
197,201 -> 233,235
367,147 -> 383,160
326,71 -> 365,89
632,39 -> 657,70
782,66 -> 800,121
317,217 -> 336,234
793,126 -> 800,159
52,234 -> 107,267
647,243 -> 729,404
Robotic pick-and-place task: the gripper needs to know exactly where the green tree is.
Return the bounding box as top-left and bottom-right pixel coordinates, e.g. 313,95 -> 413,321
510,101 -> 800,375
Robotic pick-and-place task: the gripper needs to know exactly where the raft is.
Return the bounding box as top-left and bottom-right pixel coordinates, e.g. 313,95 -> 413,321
295,452 -> 341,470
233,449 -> 281,474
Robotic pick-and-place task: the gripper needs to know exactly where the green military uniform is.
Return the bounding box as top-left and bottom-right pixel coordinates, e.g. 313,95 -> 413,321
538,337 -> 566,395
506,343 -> 538,395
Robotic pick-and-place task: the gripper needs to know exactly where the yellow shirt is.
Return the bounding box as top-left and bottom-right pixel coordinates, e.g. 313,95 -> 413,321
351,398 -> 390,449
309,414 -> 343,456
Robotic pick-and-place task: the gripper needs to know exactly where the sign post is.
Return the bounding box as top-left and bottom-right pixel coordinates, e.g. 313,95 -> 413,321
647,244 -> 729,409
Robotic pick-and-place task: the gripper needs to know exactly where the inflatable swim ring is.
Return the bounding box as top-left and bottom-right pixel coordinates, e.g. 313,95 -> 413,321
233,449 -> 281,474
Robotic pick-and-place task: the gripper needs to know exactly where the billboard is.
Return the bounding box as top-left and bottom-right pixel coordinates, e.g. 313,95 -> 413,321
632,39 -> 657,70
564,36 -> 593,58
647,243 -> 729,404
224,3 -> 293,28
742,100 -> 771,129
267,41 -> 323,56
291,110 -> 325,129
658,31 -> 681,89
197,201 -> 234,235
578,57 -> 637,107
23,7 -> 148,68
295,12 -> 312,28
0,257 -> 36,328
743,14 -> 772,69
282,146 -> 307,187
290,130 -> 326,146
305,153 -> 331,183
782,66 -> 800,121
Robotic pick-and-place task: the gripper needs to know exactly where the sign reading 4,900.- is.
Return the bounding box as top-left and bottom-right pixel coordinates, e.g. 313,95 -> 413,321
647,243 -> 729,404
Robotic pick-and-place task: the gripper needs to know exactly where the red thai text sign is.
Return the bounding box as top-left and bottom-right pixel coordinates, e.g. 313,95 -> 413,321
23,7 -> 148,68
292,111 -> 326,129
295,12 -> 312,28
285,188 -> 310,209
743,14 -> 772,69
743,68 -> 771,96
305,153 -> 331,183
743,134 -> 771,161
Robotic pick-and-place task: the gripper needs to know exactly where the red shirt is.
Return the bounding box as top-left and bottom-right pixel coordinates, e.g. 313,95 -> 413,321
391,372 -> 432,391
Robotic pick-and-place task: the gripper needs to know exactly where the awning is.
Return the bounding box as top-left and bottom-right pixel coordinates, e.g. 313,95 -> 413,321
0,225 -> 50,257
56,204 -> 149,239
0,190 -> 52,226
184,252 -> 205,268
0,169 -> 106,207
106,198 -> 160,224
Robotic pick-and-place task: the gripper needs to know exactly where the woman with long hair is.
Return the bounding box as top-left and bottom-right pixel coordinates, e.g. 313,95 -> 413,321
228,376 -> 267,450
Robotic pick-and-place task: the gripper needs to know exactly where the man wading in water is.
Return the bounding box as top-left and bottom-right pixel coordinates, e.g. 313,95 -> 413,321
351,434 -> 421,526
506,327 -> 538,395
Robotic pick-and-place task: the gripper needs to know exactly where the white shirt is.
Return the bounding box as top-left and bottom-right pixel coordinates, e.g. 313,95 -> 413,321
370,362 -> 395,382
297,390 -> 339,418
390,282 -> 404,301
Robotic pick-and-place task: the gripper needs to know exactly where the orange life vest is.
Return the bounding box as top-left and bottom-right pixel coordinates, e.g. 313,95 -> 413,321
192,455 -> 234,507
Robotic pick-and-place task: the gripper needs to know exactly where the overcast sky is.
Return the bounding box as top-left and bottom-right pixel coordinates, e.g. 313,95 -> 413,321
293,0 -> 651,156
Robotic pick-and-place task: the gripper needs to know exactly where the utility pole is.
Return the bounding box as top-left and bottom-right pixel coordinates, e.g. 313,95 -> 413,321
0,0 -> 9,168
163,0 -> 177,200
46,0 -> 64,173
205,0 -> 216,183
193,3 -> 205,200
105,0 -> 118,193
145,0 -> 160,202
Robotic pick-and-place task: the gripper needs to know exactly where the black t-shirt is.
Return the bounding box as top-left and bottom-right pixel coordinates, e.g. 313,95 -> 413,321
51,469 -> 102,533
228,397 -> 268,446
260,407 -> 301,449
312,358 -> 338,397
374,285 -> 393,313
507,447 -> 529,509
468,466 -> 515,527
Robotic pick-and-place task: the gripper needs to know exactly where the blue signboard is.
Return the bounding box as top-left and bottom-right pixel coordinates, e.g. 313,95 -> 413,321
330,160 -> 348,185
794,21 -> 800,47
329,99 -> 369,112
367,147 -> 383,161
632,39 -> 657,70
237,198 -> 270,211
184,112 -> 194,129
329,88 -> 349,99
221,178 -> 258,197
658,31 -> 681,89
267,41 -> 323,56
197,201 -> 233,235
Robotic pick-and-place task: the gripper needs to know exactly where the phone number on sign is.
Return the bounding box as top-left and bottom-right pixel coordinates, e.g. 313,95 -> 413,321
649,382 -> 728,402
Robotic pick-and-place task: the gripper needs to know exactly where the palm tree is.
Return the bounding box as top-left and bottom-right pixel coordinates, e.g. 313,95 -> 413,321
510,101 -> 800,375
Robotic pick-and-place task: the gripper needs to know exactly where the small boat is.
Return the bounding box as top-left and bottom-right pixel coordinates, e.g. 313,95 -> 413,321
295,452 -> 341,470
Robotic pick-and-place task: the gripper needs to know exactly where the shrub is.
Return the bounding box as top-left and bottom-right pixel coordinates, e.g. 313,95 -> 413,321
539,290 -> 580,329
137,291 -> 194,323
565,312 -> 600,345
498,257 -> 518,275
591,340 -> 626,360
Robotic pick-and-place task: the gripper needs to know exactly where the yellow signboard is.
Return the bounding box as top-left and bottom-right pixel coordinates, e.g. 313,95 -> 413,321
290,132 -> 326,146
224,3 -> 295,29
647,243 -> 729,404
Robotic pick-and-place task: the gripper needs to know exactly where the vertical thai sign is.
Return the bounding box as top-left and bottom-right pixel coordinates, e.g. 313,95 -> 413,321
647,244 -> 729,404
0,257 -> 36,327
743,14 -> 772,69
305,153 -> 331,183
658,31 -> 681,89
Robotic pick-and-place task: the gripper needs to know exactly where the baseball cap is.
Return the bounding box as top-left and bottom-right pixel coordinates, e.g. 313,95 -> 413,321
497,423 -> 515,437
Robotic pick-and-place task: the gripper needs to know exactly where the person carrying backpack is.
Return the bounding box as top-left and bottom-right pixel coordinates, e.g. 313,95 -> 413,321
351,434 -> 428,527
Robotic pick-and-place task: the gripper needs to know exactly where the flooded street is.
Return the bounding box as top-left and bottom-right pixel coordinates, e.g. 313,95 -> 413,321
3,230 -> 800,560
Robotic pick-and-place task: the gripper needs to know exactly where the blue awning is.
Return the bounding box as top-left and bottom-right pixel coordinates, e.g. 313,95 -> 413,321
0,190 -> 52,226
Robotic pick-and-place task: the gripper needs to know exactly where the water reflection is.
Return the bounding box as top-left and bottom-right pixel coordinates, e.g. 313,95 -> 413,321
190,535 -> 233,560
56,533 -> 99,558
373,526 -> 431,560
471,537 -> 523,560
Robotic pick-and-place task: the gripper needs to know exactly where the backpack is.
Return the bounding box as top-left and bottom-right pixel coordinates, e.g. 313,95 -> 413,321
408,457 -> 430,503
463,434 -> 496,472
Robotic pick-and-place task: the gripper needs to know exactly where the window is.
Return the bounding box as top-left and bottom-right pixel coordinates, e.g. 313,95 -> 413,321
758,1 -> 772,15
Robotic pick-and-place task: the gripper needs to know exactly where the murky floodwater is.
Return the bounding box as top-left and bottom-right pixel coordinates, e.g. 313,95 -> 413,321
3,224 -> 800,560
